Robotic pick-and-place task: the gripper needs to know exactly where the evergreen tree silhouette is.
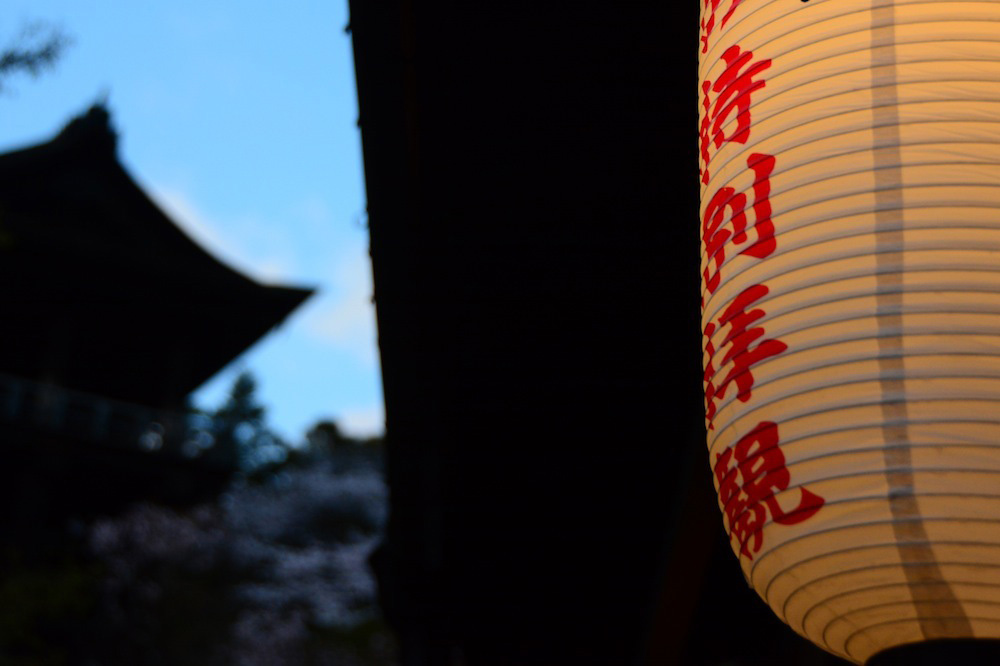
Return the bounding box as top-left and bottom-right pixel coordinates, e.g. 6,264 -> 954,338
207,371 -> 267,470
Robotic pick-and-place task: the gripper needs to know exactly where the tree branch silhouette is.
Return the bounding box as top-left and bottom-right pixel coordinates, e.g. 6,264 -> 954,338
0,23 -> 71,92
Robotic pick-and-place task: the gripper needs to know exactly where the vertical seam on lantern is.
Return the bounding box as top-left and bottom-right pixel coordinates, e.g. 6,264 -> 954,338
870,0 -> 973,641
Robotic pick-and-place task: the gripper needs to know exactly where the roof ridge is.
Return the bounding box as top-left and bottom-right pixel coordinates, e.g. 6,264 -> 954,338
54,103 -> 117,156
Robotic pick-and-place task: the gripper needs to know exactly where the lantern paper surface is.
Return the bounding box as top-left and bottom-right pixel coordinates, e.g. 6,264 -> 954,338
699,0 -> 1000,662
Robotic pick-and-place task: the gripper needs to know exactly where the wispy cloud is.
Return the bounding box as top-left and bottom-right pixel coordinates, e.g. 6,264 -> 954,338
339,403 -> 385,437
300,251 -> 379,370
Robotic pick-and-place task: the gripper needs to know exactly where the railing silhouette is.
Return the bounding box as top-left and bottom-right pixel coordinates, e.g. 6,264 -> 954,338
0,372 -> 218,463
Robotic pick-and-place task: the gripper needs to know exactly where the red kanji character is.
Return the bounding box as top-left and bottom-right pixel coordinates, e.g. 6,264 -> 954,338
700,0 -> 720,55
703,284 -> 786,428
701,153 -> 777,298
714,421 -> 825,559
736,153 -> 776,258
701,0 -> 748,54
717,284 -> 787,402
702,185 -> 746,296
715,444 -> 766,557
703,321 -> 719,425
700,45 -> 771,184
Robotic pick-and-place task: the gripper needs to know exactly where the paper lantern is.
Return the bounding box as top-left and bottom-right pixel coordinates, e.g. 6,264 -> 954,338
699,0 -> 1000,663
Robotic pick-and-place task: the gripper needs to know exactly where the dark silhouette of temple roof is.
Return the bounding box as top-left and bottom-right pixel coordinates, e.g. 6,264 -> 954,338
0,104 -> 313,408
0,105 -> 313,520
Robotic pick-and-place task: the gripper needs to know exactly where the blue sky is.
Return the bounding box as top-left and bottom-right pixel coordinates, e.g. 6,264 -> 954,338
0,2 -> 384,442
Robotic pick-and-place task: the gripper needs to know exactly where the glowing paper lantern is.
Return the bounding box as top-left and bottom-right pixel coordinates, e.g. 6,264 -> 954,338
699,0 -> 1000,662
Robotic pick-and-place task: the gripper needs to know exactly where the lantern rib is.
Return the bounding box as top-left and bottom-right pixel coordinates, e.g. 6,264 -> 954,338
727,484 -> 1000,547
703,242 -> 1000,326
702,261 -> 1000,333
701,204 -> 1000,293
708,86 -> 1000,190
750,518 -> 1000,594
711,45 -> 1000,129
708,386 -> 1000,453
701,1 -> 865,65
767,540 -> 1000,616
701,147 -> 1000,272
718,474 -> 1000,559
700,153 -> 1000,272
703,248 -> 1000,322
706,60 -> 1000,149
707,92 -> 1000,200
714,440 -> 1000,506
774,423 -> 1000,463
801,578 -> 1000,650
709,390 -> 1000,456
705,340 -> 1000,421
705,135 -> 1000,230
708,412 -> 1000,465
702,1 -> 1000,69
826,602 -> 930,656
705,298 -> 1000,356
794,561 -> 1000,620
834,602 -> 999,659
704,280 -> 1000,347
778,439 -> 1000,473
841,614 -> 1000,663
708,402 -> 1000,461
705,348 -> 1000,432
